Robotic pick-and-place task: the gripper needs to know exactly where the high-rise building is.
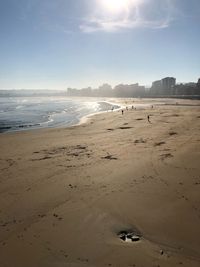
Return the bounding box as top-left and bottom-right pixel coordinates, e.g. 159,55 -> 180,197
150,77 -> 176,95
197,78 -> 200,88
161,77 -> 176,95
150,80 -> 162,95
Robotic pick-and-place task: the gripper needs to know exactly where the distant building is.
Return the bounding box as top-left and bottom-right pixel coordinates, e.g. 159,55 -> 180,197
97,83 -> 112,97
65,76 -> 200,98
161,77 -> 176,95
174,81 -> 199,95
152,80 -> 162,89
151,80 -> 162,95
150,77 -> 176,96
197,78 -> 200,89
113,83 -> 145,98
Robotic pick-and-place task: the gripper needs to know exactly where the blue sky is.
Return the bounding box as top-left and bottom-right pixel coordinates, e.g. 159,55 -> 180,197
0,0 -> 199,89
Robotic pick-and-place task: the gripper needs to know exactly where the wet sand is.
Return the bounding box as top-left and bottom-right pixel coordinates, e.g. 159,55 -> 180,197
0,99 -> 200,267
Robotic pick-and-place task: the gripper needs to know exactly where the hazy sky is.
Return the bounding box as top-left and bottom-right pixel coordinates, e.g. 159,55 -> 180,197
0,0 -> 200,89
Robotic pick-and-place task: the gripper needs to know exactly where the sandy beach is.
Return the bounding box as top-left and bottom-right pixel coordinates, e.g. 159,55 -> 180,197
0,99 -> 200,267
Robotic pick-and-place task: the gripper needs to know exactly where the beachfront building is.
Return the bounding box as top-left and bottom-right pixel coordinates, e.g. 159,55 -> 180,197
150,80 -> 162,95
97,83 -> 113,97
150,77 -> 176,96
173,82 -> 198,96
197,78 -> 200,90
162,77 -> 176,95
113,83 -> 146,98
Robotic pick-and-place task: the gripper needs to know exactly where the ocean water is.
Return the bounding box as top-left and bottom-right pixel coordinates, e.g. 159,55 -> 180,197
0,97 -> 119,133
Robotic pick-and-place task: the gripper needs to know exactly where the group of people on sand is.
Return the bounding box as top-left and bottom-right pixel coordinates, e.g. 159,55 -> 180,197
121,106 -> 152,123
121,106 -> 135,115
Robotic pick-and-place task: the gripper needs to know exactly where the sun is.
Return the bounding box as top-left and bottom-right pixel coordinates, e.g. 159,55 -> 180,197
100,0 -> 131,13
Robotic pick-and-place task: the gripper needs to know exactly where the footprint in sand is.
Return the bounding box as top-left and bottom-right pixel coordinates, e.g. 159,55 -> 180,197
154,141 -> 166,146
134,138 -> 146,144
169,131 -> 177,136
102,154 -> 118,160
117,229 -> 141,243
160,153 -> 173,160
118,126 -> 133,130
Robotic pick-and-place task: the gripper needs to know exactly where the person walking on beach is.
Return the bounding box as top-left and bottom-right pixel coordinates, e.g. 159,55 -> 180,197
122,109 -> 124,115
147,115 -> 150,123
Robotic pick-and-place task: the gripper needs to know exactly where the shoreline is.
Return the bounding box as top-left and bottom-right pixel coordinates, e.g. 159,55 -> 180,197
0,100 -> 200,267
0,97 -> 200,134
1,97 -> 200,135
0,99 -> 121,135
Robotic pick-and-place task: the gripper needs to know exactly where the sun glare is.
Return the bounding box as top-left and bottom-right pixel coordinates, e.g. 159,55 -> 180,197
100,0 -> 136,13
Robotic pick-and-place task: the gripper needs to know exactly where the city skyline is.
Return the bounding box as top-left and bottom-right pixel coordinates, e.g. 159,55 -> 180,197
0,0 -> 200,89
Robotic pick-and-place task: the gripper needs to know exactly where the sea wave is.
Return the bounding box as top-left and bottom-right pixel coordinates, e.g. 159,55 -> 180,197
0,97 -> 120,133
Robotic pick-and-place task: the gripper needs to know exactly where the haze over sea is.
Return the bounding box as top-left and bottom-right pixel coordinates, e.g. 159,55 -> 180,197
0,97 -> 120,133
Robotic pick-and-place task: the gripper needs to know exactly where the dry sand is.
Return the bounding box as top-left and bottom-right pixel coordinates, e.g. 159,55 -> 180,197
0,99 -> 200,267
